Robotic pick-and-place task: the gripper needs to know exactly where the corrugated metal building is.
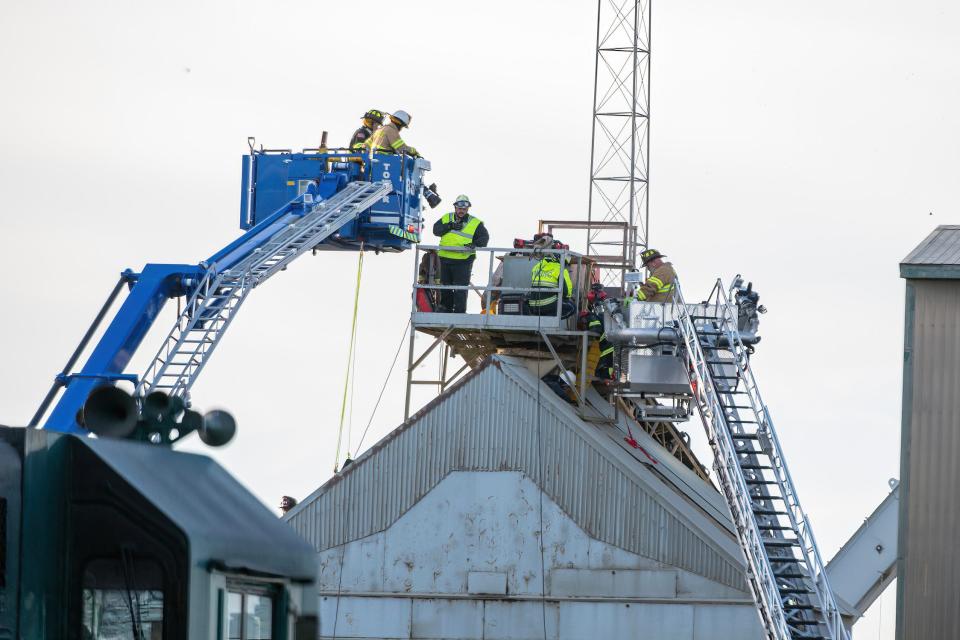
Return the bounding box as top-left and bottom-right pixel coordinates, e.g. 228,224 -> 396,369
286,355 -> 765,639
897,225 -> 960,640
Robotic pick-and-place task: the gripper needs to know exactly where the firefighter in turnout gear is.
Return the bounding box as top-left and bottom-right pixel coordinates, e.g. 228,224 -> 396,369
635,249 -> 676,302
349,109 -> 385,150
432,194 -> 489,313
364,110 -> 420,157
527,249 -> 575,318
583,286 -> 616,381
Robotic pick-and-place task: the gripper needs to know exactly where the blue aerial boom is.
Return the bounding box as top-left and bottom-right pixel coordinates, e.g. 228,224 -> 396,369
34,146 -> 431,435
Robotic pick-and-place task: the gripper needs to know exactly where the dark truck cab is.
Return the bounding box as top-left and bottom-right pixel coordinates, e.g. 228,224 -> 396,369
0,426 -> 318,639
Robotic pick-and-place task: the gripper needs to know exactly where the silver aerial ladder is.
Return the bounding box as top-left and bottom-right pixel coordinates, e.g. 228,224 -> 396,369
137,180 -> 391,400
672,281 -> 850,640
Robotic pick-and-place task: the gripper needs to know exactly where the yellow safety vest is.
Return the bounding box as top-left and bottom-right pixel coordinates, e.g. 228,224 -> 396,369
528,258 -> 573,307
438,213 -> 483,260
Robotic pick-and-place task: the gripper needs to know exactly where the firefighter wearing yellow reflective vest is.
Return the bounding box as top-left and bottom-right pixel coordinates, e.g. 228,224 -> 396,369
432,195 -> 489,313
364,110 -> 420,157
528,253 -> 575,318
635,249 -> 676,302
349,109 -> 384,150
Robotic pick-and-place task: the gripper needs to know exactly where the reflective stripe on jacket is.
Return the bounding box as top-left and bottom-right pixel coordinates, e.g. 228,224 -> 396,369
438,213 -> 483,260
528,257 -> 573,307
636,262 -> 677,302
349,125 -> 374,150
364,122 -> 418,156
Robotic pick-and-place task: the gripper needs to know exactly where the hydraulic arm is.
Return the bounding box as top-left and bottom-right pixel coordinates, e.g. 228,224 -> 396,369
36,148 -> 431,435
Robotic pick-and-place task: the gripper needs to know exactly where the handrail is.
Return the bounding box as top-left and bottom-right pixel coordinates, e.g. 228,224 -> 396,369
674,278 -> 850,640
711,282 -> 850,640
410,244 -> 588,323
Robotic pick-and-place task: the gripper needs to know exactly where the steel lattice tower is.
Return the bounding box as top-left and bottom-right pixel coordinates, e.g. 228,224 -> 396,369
586,0 -> 651,285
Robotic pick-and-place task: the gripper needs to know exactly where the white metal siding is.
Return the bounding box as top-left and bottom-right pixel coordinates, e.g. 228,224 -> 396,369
289,359 -> 745,590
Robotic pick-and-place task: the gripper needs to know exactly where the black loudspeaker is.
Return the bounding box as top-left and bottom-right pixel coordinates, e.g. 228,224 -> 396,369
80,385 -> 138,438
198,410 -> 236,447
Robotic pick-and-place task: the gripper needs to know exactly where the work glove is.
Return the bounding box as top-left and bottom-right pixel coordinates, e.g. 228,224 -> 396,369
464,243 -> 475,250
450,221 -> 464,231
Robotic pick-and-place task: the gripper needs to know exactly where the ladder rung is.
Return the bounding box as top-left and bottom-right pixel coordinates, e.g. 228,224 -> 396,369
762,538 -> 800,547
758,525 -> 794,531
745,479 -> 777,485
739,464 -> 772,470
778,586 -> 814,594
767,557 -> 803,564
753,508 -> 788,515
782,604 -> 816,611
773,572 -> 807,579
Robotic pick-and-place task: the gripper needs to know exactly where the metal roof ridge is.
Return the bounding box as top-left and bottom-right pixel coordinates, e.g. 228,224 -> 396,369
901,225 -> 960,271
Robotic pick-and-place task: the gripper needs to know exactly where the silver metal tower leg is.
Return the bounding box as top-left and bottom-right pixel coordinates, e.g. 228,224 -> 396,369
587,0 -> 652,286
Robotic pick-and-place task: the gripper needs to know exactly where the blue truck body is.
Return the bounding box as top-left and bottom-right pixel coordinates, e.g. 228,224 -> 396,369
240,150 -> 428,249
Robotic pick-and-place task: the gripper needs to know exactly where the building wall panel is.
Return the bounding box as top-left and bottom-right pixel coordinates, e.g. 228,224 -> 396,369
899,278 -> 960,639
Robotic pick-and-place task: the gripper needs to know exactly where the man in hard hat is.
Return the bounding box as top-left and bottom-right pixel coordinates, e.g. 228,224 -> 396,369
349,109 -> 385,150
635,249 -> 676,302
527,243 -> 575,318
432,195 -> 488,313
364,110 -> 420,157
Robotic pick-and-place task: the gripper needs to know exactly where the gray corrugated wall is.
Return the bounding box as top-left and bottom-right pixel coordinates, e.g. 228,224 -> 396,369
897,279 -> 960,640
288,361 -> 746,590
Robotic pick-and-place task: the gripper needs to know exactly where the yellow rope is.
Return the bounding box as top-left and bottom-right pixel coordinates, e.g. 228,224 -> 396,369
334,246 -> 364,472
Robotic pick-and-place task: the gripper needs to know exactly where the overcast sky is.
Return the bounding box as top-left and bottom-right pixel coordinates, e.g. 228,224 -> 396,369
5,1 -> 958,636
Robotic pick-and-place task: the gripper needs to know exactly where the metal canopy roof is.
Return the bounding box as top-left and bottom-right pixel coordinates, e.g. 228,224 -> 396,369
286,355 -> 747,591
81,436 -> 318,581
901,225 -> 960,279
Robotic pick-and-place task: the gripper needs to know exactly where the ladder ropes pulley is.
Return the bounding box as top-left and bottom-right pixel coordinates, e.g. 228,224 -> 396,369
334,245 -> 365,472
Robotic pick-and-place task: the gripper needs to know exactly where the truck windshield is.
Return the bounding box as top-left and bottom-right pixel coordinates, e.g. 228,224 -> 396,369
82,588 -> 163,639
81,557 -> 165,640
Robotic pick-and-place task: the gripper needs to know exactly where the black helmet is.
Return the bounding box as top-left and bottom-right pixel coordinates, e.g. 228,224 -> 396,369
640,248 -> 665,266
363,109 -> 385,124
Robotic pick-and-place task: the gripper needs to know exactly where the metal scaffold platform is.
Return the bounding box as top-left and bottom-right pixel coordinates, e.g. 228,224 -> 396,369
404,244 -> 595,419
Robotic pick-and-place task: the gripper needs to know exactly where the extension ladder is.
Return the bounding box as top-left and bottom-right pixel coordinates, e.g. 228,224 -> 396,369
673,281 -> 849,640
136,180 -> 392,400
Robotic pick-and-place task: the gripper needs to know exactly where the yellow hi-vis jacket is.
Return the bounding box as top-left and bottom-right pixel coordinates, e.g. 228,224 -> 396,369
636,262 -> 677,302
364,122 -> 419,156
529,257 -> 573,307
437,213 -> 483,260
